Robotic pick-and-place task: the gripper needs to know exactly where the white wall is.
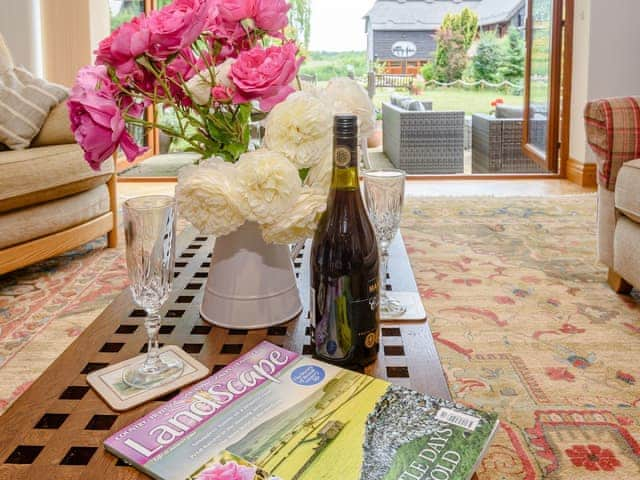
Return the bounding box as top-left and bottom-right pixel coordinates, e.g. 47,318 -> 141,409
0,0 -> 42,76
570,0 -> 640,164
569,0 -> 590,164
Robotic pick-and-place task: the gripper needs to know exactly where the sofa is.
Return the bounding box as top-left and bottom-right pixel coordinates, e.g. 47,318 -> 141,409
585,97 -> 640,292
383,96 -> 464,174
472,105 -> 546,174
0,36 -> 117,275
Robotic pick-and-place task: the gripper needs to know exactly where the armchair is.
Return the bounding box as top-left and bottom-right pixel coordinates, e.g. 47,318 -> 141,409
585,96 -> 640,292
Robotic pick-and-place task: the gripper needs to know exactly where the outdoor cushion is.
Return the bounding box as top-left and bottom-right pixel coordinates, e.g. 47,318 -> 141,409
399,98 -> 414,110
0,184 -> 110,250
585,96 -> 640,190
390,93 -> 410,107
407,100 -> 426,112
495,104 -> 537,119
615,159 -> 640,223
0,144 -> 113,213
31,101 -> 76,147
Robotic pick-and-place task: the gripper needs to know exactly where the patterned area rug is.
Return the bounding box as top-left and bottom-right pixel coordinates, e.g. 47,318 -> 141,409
0,238 -> 127,412
1,194 -> 639,479
401,195 -> 640,479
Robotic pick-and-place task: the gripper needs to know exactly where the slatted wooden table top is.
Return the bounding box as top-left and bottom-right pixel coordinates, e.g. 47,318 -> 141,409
0,232 -> 453,480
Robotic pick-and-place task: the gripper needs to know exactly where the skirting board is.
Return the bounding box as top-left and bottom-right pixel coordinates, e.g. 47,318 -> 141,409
567,157 -> 597,188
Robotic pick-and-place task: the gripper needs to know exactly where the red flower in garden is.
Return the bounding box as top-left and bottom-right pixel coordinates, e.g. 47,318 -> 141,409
545,367 -> 575,382
565,445 -> 621,471
491,98 -> 504,108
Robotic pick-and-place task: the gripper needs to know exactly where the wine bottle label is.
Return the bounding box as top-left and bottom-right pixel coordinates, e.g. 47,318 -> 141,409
334,146 -> 352,168
312,275 -> 379,363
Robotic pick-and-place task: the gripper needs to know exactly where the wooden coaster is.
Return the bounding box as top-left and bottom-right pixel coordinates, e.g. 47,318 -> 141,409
87,345 -> 209,411
380,291 -> 428,321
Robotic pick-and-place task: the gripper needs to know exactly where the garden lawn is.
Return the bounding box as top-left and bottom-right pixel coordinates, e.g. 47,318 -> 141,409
373,87 -> 524,115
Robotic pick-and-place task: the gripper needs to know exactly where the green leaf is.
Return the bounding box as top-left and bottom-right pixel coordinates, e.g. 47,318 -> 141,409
299,168 -> 310,182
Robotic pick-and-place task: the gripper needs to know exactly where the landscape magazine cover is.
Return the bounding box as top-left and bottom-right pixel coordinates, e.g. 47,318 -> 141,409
105,342 -> 499,480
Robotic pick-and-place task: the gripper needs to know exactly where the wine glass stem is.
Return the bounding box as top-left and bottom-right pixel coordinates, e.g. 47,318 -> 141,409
380,244 -> 390,300
144,309 -> 162,372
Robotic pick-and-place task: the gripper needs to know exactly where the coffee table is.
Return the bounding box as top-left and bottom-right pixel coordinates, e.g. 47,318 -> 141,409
0,231 -> 456,480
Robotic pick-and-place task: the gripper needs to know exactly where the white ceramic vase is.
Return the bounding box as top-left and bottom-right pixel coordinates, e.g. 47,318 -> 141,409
200,221 -> 302,329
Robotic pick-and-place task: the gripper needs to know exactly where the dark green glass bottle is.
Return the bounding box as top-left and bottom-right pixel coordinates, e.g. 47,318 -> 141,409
310,115 -> 380,369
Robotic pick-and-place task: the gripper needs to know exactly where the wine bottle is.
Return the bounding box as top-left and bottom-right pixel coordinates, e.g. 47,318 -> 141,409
310,114 -> 380,369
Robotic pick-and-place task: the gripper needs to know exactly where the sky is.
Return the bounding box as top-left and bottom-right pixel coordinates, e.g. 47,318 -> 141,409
309,0 -> 375,52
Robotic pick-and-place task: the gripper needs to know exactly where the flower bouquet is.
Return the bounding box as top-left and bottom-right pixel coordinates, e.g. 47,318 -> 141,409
69,0 -> 375,328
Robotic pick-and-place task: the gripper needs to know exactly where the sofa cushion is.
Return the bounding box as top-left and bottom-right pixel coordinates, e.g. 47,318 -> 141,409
31,101 -> 75,147
0,67 -> 69,149
0,144 -> 114,213
0,34 -> 13,72
615,159 -> 640,223
0,185 -> 110,250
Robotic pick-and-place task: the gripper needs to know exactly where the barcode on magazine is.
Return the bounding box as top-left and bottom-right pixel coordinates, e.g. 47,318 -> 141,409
435,408 -> 480,431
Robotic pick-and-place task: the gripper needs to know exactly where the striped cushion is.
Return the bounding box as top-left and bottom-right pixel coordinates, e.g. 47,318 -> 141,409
585,97 -> 640,190
0,67 -> 68,150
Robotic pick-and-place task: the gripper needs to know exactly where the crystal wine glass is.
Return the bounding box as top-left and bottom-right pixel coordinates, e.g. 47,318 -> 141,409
122,195 -> 183,389
363,169 -> 407,316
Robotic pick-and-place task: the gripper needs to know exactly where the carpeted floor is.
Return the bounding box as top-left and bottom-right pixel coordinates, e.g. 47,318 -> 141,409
1,194 -> 639,479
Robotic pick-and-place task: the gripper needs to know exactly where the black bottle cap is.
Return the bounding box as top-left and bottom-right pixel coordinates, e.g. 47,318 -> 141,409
334,114 -> 358,140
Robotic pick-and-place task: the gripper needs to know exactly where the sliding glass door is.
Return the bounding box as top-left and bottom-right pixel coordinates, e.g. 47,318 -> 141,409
523,0 -> 573,174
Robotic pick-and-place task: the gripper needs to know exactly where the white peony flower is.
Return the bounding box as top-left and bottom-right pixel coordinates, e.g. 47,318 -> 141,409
184,60 -> 235,105
264,91 -> 333,169
262,187 -> 328,244
323,77 -> 376,138
175,159 -> 246,236
305,150 -> 333,195
236,149 -> 302,224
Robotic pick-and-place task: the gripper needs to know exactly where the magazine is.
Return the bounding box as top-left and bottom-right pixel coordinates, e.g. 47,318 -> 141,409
105,341 -> 499,480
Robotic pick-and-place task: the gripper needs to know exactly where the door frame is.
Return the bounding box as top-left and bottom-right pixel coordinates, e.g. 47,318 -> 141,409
522,0 -> 574,177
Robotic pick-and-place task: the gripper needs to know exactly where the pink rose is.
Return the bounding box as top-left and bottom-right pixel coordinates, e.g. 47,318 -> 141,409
254,0 -> 290,35
95,15 -> 150,67
217,0 -> 256,23
95,15 -> 154,87
147,0 -> 212,59
211,86 -> 233,103
196,461 -> 256,480
68,66 -> 147,170
230,42 -> 302,111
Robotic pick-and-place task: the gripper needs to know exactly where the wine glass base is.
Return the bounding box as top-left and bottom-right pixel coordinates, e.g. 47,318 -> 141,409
122,358 -> 184,390
380,296 -> 407,316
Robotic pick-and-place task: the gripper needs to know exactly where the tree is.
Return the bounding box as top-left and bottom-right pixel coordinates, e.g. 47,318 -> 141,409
472,32 -> 503,83
288,0 -> 312,49
433,8 -> 479,82
441,8 -> 479,51
433,29 -> 467,82
500,27 -> 525,83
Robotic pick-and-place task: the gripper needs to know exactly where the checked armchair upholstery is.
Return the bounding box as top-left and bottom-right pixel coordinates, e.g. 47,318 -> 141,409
585,96 -> 640,292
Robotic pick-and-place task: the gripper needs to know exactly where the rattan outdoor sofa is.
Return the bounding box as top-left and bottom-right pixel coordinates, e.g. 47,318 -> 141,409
382,101 -> 465,174
471,105 -> 547,174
